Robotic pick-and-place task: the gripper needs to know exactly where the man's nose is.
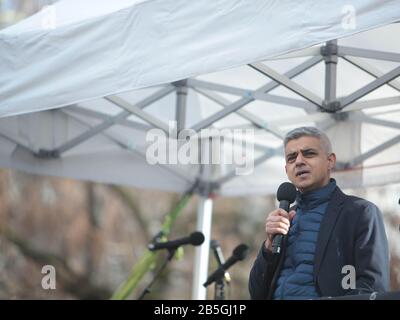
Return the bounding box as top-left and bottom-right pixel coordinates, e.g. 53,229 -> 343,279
295,153 -> 306,165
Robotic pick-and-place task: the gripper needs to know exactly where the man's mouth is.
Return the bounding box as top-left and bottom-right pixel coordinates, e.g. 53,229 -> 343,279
296,170 -> 310,177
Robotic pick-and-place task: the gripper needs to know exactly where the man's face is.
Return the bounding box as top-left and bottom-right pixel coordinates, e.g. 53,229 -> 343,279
284,136 -> 336,193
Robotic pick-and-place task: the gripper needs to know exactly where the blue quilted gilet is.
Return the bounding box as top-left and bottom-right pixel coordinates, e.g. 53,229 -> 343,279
273,179 -> 337,300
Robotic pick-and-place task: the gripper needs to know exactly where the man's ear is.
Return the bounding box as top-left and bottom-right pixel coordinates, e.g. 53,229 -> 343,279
328,153 -> 336,170
285,164 -> 288,174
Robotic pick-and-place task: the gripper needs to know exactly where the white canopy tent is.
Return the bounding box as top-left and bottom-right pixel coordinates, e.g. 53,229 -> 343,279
1,0 -> 400,299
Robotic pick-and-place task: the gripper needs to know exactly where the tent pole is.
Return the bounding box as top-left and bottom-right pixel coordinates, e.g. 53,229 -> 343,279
323,40 -> 338,103
175,80 -> 188,134
192,194 -> 213,300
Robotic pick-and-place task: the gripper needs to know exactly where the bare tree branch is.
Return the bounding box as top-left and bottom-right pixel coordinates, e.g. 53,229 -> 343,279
108,185 -> 151,242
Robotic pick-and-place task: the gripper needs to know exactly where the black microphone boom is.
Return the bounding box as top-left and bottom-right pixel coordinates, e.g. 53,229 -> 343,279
210,239 -> 231,283
203,243 -> 249,287
148,231 -> 204,251
272,182 -> 297,254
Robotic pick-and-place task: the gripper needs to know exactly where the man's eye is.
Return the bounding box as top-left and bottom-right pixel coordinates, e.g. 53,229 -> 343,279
304,152 -> 316,157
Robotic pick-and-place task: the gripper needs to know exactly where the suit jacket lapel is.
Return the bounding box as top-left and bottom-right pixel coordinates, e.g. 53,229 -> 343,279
314,187 -> 346,280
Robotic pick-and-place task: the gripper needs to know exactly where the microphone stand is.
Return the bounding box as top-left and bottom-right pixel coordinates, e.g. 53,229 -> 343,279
137,248 -> 176,300
214,278 -> 226,300
204,267 -> 229,300
210,240 -> 226,300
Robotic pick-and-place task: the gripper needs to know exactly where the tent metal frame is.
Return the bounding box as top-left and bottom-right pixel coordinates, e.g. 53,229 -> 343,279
1,39 -> 400,299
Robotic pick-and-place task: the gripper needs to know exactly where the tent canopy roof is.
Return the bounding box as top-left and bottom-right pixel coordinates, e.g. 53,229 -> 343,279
0,0 -> 400,196
1,0 -> 399,117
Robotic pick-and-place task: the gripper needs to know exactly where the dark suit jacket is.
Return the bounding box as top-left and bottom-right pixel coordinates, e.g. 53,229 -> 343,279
248,186 -> 390,299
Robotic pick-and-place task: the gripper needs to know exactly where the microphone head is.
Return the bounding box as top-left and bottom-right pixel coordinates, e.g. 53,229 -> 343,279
232,244 -> 249,261
277,182 -> 297,203
189,231 -> 205,246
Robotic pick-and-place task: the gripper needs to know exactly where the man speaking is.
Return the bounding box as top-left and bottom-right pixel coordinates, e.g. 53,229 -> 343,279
249,127 -> 389,299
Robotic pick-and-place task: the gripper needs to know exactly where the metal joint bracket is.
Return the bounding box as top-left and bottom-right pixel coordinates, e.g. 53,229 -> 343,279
172,80 -> 187,88
321,43 -> 338,64
34,149 -> 60,159
177,89 -> 188,96
196,179 -> 220,197
321,100 -> 341,113
331,112 -> 349,122
176,85 -> 188,96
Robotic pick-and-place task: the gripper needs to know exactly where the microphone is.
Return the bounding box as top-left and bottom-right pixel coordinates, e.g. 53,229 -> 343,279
203,243 -> 249,287
210,240 -> 231,282
272,182 -> 297,254
148,231 -> 204,251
